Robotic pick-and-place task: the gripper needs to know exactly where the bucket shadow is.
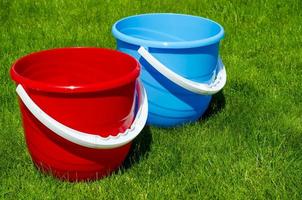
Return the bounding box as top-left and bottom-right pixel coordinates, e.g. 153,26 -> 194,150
120,126 -> 152,170
200,91 -> 226,121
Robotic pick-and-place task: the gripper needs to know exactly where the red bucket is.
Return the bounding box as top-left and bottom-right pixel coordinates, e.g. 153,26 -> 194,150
10,47 -> 148,181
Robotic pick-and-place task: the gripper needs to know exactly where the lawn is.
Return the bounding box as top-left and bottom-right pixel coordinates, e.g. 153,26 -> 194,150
0,0 -> 302,199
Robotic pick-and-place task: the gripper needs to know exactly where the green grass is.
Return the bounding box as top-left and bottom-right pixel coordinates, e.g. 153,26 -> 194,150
1,0 -> 302,199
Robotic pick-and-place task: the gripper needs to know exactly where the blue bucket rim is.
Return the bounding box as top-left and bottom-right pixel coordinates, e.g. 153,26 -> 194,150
112,13 -> 225,49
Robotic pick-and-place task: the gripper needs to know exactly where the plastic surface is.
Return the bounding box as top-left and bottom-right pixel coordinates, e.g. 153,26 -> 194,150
138,46 -> 226,95
10,47 -> 144,181
16,82 -> 148,149
112,13 -> 226,127
112,13 -> 224,48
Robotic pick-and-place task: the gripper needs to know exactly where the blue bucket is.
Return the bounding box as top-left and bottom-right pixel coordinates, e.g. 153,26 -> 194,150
112,13 -> 227,127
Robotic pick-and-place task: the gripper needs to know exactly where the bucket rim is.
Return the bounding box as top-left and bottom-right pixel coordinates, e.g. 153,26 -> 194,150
112,13 -> 225,49
10,47 -> 140,93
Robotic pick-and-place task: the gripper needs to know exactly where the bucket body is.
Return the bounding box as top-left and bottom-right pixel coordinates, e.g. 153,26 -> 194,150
112,13 -> 225,127
11,48 -> 140,181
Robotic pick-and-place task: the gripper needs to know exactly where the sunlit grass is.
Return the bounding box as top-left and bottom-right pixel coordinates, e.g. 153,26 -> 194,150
0,0 -> 301,199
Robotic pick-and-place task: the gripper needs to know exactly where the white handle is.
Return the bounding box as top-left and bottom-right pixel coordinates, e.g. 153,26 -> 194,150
138,46 -> 227,95
16,82 -> 148,149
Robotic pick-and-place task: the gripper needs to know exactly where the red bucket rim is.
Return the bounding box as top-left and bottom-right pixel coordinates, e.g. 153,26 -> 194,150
10,47 -> 140,93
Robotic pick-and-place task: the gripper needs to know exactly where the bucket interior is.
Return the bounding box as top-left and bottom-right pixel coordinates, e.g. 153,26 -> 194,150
11,48 -> 139,92
114,14 -> 223,43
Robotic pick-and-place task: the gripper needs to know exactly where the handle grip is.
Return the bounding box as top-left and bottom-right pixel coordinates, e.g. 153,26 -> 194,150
138,46 -> 226,95
16,81 -> 148,149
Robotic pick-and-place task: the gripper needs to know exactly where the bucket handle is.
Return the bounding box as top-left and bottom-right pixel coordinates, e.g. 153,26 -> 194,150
16,81 -> 148,149
138,46 -> 227,95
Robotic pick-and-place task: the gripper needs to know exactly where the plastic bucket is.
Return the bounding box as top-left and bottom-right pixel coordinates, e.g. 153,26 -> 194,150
10,48 -> 148,181
112,13 -> 227,127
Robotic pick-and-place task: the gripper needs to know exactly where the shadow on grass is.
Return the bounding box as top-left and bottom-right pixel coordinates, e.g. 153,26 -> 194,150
120,125 -> 152,170
118,92 -> 225,171
200,91 -> 226,121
